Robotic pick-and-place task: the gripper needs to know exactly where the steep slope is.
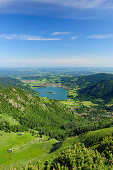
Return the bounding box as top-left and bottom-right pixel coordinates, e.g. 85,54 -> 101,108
78,80 -> 113,100
0,86 -> 77,139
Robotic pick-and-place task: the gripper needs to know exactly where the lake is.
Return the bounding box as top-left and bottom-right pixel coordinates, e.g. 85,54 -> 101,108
34,86 -> 69,100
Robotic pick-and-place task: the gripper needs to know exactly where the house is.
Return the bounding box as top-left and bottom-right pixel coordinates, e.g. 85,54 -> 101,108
19,133 -> 25,135
7,149 -> 13,152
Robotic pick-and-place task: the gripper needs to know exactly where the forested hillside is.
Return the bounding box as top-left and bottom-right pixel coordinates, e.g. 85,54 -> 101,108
0,77 -> 35,94
76,73 -> 113,87
78,80 -> 113,101
0,86 -> 80,140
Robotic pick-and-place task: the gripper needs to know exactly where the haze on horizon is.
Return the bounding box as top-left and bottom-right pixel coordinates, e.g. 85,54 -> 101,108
0,0 -> 113,67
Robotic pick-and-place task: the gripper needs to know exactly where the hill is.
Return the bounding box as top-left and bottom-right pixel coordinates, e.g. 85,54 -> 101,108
53,73 -> 113,89
0,77 -> 37,95
0,77 -> 25,88
0,86 -> 80,140
77,73 -> 113,87
78,80 -> 113,100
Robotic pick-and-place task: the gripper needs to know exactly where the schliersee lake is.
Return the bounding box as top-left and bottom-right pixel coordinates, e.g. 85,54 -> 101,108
34,86 -> 69,100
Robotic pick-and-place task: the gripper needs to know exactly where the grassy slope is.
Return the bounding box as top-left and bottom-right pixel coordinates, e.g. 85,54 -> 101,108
0,131 -> 58,169
1,126 -> 113,168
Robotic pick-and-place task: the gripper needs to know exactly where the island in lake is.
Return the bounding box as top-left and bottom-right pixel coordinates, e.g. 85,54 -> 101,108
46,91 -> 56,94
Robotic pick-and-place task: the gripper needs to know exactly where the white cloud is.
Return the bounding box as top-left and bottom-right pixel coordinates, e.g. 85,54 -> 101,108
0,0 -> 113,9
87,34 -> 113,39
0,34 -> 61,41
52,32 -> 73,35
71,36 -> 78,40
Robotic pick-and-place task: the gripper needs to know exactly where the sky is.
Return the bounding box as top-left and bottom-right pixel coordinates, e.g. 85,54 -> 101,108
0,0 -> 113,67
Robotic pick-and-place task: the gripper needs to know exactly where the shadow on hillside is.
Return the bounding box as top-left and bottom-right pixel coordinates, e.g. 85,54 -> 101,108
49,141 -> 63,153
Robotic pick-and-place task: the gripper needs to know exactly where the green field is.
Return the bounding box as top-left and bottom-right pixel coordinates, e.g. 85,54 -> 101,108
60,99 -> 75,106
0,131 -> 58,169
61,99 -> 96,108
60,99 -> 81,108
22,76 -> 62,88
68,88 -> 78,98
81,101 -> 97,107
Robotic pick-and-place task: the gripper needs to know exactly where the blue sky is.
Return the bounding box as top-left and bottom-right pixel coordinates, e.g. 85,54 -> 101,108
0,0 -> 113,67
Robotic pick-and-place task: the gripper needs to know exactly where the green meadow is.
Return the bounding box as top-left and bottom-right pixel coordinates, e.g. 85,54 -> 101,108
1,126 -> 113,169
68,88 -> 78,98
81,101 -> 97,107
0,131 -> 58,169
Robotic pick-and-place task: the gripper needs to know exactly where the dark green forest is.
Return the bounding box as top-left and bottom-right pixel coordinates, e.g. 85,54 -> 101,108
78,80 -> 113,101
